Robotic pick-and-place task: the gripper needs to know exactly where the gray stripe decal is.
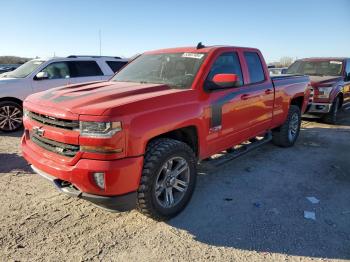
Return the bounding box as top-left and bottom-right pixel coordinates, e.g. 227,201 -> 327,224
210,83 -> 273,128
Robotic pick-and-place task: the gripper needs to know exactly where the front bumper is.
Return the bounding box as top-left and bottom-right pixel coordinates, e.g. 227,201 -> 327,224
305,102 -> 332,114
22,135 -> 144,211
31,165 -> 136,212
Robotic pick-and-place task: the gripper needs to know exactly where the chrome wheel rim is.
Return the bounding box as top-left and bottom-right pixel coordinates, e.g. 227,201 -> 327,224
154,156 -> 190,208
0,105 -> 22,131
288,112 -> 299,141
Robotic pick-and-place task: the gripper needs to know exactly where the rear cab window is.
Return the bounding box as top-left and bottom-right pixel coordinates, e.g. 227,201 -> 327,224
106,61 -> 128,73
244,52 -> 265,84
68,61 -> 103,77
207,52 -> 243,86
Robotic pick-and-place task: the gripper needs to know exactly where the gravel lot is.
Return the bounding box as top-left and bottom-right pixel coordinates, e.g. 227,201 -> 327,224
0,111 -> 350,261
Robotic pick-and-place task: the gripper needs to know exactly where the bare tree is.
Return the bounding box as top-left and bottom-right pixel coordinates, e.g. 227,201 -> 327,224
279,56 -> 294,67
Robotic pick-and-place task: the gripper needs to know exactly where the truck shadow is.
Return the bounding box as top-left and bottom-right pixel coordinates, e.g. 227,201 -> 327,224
0,153 -> 31,173
302,108 -> 350,126
0,129 -> 24,138
169,113 -> 350,259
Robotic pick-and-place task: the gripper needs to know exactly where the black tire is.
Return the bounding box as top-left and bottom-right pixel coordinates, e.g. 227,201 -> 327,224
322,97 -> 340,125
137,138 -> 197,220
0,101 -> 23,132
272,105 -> 301,147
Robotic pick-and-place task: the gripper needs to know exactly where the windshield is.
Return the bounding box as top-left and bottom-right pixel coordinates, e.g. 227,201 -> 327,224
287,60 -> 343,76
112,52 -> 207,89
3,60 -> 44,78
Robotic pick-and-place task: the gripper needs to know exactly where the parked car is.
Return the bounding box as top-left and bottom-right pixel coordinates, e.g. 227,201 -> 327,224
0,55 -> 128,132
21,44 -> 310,220
287,58 -> 350,123
269,67 -> 288,75
0,64 -> 20,74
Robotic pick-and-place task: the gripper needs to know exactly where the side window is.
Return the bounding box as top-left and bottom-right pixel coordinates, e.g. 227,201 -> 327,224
346,60 -> 350,81
207,52 -> 243,86
69,61 -> 103,77
106,61 -> 128,73
244,52 -> 265,84
41,62 -> 70,79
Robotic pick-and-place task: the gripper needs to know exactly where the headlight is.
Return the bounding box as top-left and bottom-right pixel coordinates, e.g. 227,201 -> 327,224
317,86 -> 333,98
80,121 -> 122,138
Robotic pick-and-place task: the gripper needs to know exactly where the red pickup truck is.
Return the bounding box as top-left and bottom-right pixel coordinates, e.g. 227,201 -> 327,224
22,45 -> 310,220
287,57 -> 350,123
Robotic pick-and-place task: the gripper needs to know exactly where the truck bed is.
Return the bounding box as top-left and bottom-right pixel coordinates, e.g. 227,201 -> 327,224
270,74 -> 308,81
271,74 -> 310,88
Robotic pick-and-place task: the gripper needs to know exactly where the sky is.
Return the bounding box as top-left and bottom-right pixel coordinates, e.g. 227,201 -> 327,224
1,0 -> 349,63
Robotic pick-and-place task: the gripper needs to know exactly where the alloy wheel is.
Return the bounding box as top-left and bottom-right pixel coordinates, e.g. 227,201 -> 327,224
0,105 -> 23,131
288,112 -> 299,142
154,156 -> 190,208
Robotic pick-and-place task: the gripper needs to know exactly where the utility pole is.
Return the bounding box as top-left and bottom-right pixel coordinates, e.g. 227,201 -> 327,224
99,30 -> 102,56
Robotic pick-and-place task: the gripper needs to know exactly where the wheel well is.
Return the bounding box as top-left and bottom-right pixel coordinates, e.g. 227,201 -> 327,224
0,97 -> 23,107
148,126 -> 198,156
290,96 -> 303,109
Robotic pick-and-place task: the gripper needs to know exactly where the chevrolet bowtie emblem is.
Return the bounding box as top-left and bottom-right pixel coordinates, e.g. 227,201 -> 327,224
33,126 -> 45,136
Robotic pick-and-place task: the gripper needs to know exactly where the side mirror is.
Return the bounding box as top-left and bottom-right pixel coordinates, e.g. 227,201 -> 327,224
35,71 -> 49,80
205,73 -> 240,91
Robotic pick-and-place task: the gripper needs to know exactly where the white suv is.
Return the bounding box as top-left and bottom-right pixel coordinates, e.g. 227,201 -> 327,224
0,56 -> 128,132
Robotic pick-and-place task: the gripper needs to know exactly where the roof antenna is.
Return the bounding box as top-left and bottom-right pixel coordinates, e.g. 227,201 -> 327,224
196,42 -> 205,49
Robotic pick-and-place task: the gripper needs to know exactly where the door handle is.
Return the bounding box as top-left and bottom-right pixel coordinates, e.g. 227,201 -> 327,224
241,94 -> 250,100
265,89 -> 273,94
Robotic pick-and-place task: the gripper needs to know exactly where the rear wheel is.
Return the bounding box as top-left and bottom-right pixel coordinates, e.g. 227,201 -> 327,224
322,97 -> 340,125
137,138 -> 197,220
272,105 -> 301,147
0,101 -> 23,132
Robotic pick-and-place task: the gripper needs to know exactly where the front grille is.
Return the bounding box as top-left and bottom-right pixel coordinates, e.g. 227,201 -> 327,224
28,111 -> 79,130
30,133 -> 79,157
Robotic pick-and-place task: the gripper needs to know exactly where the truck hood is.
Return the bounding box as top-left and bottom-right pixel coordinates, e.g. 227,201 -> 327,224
309,75 -> 342,87
26,81 -> 187,116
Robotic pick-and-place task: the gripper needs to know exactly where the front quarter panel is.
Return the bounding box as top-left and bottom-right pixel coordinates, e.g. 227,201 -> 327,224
0,78 -> 31,101
127,103 -> 205,157
111,90 -> 206,158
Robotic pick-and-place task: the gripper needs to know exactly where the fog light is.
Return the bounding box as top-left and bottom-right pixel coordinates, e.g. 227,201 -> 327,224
92,172 -> 105,189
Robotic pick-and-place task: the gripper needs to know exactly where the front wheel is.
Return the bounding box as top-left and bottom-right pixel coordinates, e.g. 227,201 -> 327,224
137,138 -> 197,220
0,101 -> 23,132
322,97 -> 340,125
272,105 -> 301,147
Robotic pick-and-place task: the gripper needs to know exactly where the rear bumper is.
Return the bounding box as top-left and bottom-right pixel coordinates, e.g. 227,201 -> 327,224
305,102 -> 332,114
31,165 -> 136,211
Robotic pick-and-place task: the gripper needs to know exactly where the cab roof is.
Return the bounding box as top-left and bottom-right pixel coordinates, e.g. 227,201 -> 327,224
299,57 -> 349,62
144,45 -> 259,55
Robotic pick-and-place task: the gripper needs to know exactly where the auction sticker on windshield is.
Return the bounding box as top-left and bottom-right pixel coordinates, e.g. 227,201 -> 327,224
330,61 -> 342,65
182,53 -> 204,59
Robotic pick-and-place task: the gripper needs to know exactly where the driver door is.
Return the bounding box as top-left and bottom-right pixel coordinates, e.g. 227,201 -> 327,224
32,62 -> 71,93
205,51 -> 257,154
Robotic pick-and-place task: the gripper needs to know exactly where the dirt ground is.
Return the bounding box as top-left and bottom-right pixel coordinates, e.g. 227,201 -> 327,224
0,111 -> 350,262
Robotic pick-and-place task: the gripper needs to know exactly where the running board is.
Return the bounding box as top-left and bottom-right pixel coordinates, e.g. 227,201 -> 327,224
199,132 -> 272,169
